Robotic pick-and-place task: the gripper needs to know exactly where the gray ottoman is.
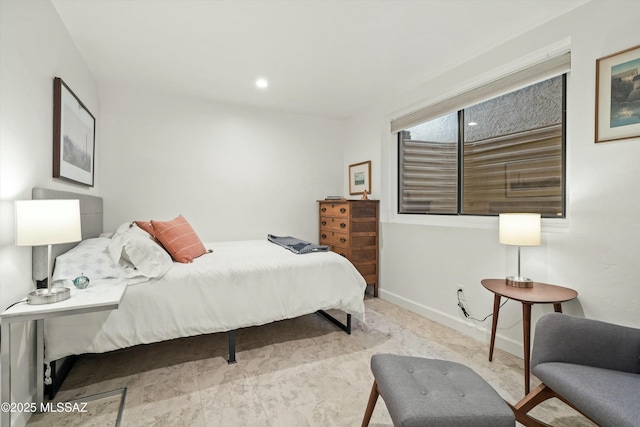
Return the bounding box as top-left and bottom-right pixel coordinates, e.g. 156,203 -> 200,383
362,354 -> 515,427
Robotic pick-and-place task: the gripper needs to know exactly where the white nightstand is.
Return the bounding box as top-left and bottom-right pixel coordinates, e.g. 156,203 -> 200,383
1,281 -> 128,426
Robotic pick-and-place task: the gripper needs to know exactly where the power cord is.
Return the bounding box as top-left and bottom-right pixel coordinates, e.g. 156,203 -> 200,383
457,289 -> 508,322
5,298 -> 27,311
0,298 -> 28,347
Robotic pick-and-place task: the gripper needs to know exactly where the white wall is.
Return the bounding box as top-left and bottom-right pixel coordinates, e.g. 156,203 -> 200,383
0,1 -> 99,425
99,84 -> 345,242
2,2 -> 638,424
344,0 -> 640,357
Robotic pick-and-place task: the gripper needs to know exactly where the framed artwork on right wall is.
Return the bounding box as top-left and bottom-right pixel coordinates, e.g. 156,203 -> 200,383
595,44 -> 640,143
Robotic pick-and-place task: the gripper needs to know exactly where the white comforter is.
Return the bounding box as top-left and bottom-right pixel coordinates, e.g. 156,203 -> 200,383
44,240 -> 366,362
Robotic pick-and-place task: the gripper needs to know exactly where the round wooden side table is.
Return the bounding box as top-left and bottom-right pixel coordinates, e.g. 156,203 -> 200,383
481,278 -> 578,394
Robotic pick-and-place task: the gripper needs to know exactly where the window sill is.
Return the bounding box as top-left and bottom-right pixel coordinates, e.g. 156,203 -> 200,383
386,212 -> 570,233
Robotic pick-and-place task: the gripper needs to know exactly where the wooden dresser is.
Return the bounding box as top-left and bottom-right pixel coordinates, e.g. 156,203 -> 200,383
318,199 -> 379,296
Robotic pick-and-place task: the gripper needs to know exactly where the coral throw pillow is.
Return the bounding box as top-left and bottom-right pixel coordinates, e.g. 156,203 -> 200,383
134,220 -> 155,237
150,215 -> 207,263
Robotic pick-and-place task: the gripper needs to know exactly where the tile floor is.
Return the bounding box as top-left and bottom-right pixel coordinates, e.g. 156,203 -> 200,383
26,297 -> 596,426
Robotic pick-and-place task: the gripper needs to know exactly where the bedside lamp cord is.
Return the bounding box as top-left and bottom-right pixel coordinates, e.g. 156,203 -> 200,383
0,299 -> 28,346
457,289 -> 508,322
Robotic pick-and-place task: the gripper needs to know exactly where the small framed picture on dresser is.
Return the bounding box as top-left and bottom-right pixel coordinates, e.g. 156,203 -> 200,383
349,161 -> 371,195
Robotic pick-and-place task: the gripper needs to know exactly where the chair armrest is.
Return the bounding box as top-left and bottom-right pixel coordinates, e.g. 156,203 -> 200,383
531,313 -> 640,374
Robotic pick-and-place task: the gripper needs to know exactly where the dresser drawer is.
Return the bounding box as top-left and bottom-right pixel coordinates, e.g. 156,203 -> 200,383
320,230 -> 349,247
351,235 -> 376,249
330,246 -> 349,258
320,216 -> 349,232
319,202 -> 349,218
350,249 -> 376,264
353,262 -> 376,277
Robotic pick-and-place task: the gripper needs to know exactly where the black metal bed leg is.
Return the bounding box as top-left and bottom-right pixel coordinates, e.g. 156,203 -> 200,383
317,310 -> 352,334
226,312 -> 350,364
45,356 -> 77,400
227,330 -> 237,364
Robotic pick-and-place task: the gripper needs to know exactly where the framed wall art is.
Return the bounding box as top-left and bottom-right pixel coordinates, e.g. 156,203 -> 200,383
595,44 -> 640,143
349,160 -> 371,195
53,77 -> 96,186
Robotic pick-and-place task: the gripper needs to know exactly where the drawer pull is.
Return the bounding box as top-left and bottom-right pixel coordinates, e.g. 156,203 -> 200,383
340,223 -> 346,229
321,207 -> 326,212
321,220 -> 327,226
321,234 -> 327,239
340,238 -> 346,243
340,208 -> 346,213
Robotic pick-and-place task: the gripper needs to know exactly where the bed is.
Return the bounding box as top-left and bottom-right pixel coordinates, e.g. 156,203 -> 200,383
32,189 -> 366,389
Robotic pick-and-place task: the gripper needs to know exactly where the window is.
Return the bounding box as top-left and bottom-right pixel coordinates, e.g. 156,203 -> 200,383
398,74 -> 566,217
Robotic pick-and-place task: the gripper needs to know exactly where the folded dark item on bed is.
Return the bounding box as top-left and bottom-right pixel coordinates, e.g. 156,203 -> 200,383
267,234 -> 329,254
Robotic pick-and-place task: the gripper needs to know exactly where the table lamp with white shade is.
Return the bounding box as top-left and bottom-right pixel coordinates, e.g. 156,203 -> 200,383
15,199 -> 82,304
499,213 -> 541,288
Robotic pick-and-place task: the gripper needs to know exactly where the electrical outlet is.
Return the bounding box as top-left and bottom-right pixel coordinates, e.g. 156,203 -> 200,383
456,285 -> 470,318
457,285 -> 466,302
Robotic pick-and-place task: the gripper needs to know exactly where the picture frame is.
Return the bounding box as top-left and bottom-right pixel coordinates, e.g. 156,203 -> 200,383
53,77 -> 96,186
349,161 -> 371,195
595,44 -> 640,143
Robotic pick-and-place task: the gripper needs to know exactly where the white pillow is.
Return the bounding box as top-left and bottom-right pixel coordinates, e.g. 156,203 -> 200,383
112,222 -> 140,239
108,223 -> 173,279
52,238 -> 122,282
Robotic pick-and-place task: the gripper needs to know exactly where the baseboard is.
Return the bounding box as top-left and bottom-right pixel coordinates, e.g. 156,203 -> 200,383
378,289 -> 523,359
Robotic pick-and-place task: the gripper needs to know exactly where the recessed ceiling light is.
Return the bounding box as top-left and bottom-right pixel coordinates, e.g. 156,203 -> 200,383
255,78 -> 268,89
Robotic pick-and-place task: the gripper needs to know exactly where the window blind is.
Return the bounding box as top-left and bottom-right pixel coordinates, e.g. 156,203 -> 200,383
462,125 -> 564,216
399,134 -> 458,213
390,52 -> 571,133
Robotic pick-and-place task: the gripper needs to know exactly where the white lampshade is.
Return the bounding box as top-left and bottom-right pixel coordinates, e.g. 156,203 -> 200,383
499,213 -> 541,247
15,199 -> 82,246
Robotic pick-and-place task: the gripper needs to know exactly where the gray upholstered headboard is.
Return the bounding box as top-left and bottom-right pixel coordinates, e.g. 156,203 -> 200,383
32,188 -> 104,282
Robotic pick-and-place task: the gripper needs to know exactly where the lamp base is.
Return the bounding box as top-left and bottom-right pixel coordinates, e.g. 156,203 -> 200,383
27,287 -> 70,305
506,276 -> 533,288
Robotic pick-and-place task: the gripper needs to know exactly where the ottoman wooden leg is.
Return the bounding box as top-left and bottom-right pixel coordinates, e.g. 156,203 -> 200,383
362,380 -> 380,427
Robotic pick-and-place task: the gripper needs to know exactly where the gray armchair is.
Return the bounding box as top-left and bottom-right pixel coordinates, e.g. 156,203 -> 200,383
512,313 -> 640,427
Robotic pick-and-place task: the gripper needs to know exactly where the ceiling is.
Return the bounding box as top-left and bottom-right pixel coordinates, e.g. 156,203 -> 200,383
51,0 -> 588,119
